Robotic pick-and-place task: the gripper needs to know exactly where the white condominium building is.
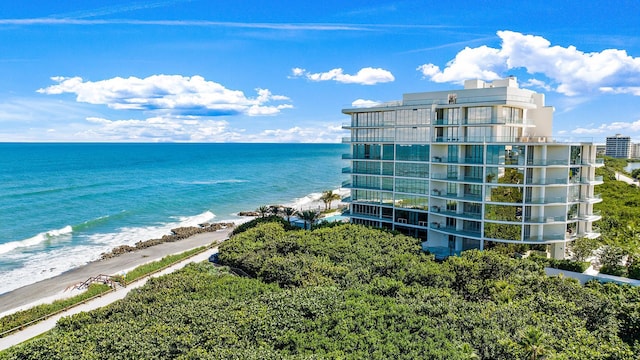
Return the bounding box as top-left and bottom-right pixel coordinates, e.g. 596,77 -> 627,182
342,77 -> 603,259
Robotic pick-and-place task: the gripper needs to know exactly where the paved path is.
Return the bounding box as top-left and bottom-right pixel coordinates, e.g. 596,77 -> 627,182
0,244 -> 221,351
615,171 -> 639,185
0,229 -> 232,315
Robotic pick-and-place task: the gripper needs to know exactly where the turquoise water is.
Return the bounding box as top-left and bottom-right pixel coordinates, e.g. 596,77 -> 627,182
0,143 -> 348,294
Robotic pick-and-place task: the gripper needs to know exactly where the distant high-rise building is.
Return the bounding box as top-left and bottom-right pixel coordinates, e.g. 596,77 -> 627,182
342,77 -> 603,260
632,143 -> 640,159
605,134 -> 631,158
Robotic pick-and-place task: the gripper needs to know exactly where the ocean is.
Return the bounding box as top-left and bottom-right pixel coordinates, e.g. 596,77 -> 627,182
0,143 -> 348,294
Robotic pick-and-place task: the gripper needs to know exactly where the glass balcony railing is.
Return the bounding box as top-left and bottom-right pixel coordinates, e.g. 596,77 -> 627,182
581,158 -> 605,167
433,209 -> 482,220
527,196 -> 567,204
429,224 -> 482,238
526,159 -> 569,166
529,178 -> 568,185
523,233 -> 575,242
523,215 -> 566,223
570,194 -> 603,203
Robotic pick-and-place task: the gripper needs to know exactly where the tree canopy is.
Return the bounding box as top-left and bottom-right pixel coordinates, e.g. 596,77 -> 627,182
3,221 -> 639,359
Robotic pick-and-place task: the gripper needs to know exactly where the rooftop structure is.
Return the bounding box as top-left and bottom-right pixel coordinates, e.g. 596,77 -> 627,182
341,77 -> 603,259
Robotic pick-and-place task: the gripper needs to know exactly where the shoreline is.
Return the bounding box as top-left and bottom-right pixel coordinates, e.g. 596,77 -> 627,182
0,226 -> 235,317
0,187 -> 349,317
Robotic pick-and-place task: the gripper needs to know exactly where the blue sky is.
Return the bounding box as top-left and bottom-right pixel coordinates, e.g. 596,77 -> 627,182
1,0 -> 640,143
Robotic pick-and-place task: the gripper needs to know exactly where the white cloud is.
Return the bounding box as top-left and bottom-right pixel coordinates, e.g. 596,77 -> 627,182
417,45 -> 505,84
569,119 -> 640,135
351,99 -> 381,108
417,30 -> 640,96
77,116 -> 239,142
291,67 -> 394,85
38,75 -> 292,116
245,124 -> 347,143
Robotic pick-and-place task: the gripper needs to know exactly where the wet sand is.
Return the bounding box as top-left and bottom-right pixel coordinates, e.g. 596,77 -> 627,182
0,228 -> 233,315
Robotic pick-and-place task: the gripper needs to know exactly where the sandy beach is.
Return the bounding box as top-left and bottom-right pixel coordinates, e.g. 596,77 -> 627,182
0,187 -> 349,318
0,227 -> 233,316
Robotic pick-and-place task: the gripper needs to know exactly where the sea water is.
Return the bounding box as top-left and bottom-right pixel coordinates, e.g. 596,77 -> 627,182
0,143 -> 348,294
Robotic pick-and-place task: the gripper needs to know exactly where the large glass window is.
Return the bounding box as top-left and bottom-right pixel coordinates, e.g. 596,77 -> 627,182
353,175 -> 379,189
382,162 -> 394,176
396,144 -> 429,161
570,146 -> 582,165
352,190 -> 380,203
464,145 -> 484,163
381,144 -> 394,160
395,178 -> 429,194
447,145 -> 459,162
502,107 -> 523,124
484,204 -> 522,221
485,223 -> 522,240
395,163 -> 428,178
353,161 -> 380,175
466,106 -> 492,124
396,195 -> 429,210
486,145 -> 525,165
485,184 -> 523,203
486,145 -> 505,165
463,202 -> 481,216
464,166 -> 483,181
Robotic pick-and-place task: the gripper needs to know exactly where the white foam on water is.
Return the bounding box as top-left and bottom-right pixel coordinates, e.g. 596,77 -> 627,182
0,225 -> 73,255
0,211 -> 217,295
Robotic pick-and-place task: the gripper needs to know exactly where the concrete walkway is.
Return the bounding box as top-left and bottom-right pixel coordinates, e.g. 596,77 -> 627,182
0,247 -> 218,351
615,171 -> 639,185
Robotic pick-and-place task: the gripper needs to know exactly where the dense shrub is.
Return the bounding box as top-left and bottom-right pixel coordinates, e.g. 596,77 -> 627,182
2,224 -> 639,360
231,215 -> 297,236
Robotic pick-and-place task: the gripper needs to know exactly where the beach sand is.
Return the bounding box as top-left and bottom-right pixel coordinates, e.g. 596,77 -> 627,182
0,227 -> 233,316
0,187 -> 350,317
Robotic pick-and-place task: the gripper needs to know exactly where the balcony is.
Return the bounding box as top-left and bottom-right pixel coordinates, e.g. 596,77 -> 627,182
434,119 -> 459,125
570,210 -> 602,222
527,196 -> 568,204
344,137 -> 396,143
429,223 -> 482,239
578,176 -> 604,185
433,136 -> 522,143
435,209 -> 482,220
528,178 -> 569,185
523,215 -> 566,224
571,193 -> 603,204
523,233 -> 577,243
431,174 -> 484,184
423,246 -> 461,260
581,158 -> 605,167
526,159 -> 569,166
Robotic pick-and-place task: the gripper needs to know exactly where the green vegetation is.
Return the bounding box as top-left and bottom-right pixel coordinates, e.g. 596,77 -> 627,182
593,157 -> 640,278
3,221 -> 639,359
0,283 -> 111,338
120,246 -> 208,284
0,245 -> 213,337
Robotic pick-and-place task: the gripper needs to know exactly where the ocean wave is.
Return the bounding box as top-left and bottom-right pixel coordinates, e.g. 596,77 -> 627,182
0,225 -> 73,255
179,179 -> 248,185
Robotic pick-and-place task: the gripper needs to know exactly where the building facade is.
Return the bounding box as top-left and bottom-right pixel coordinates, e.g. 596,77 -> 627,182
342,78 -> 603,259
631,143 -> 640,159
605,134 -> 631,159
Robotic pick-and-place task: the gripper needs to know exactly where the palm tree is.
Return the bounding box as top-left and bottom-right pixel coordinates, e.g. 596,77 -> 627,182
282,207 -> 296,223
268,205 -> 281,216
257,205 -> 269,218
298,210 -> 319,230
519,327 -> 548,360
320,190 -> 341,211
